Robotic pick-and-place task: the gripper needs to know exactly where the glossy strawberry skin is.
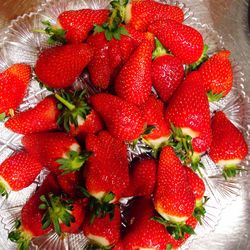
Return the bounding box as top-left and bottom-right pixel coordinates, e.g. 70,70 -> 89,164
152,55 -> 184,102
57,172 -> 80,197
87,33 -> 111,89
148,20 -> 204,64
165,72 -> 212,153
90,93 -> 145,141
22,132 -> 80,175
58,9 -> 109,43
154,146 -> 195,222
84,131 -> 129,201
5,96 -> 59,135
126,0 -> 184,31
209,111 -> 248,164
0,64 -> 31,115
115,33 -> 155,106
198,50 -> 233,96
35,44 -> 93,88
83,206 -> 121,247
0,151 -> 42,192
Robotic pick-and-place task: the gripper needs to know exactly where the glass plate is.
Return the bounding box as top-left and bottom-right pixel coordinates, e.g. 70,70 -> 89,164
0,0 -> 249,249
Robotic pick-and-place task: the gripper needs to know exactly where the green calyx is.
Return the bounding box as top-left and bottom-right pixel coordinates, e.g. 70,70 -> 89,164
185,44 -> 209,74
222,164 -> 244,180
8,220 -> 32,250
207,90 -> 224,102
33,20 -> 67,45
55,90 -> 91,132
94,0 -> 129,41
152,215 -> 195,240
79,187 -> 115,224
193,196 -> 209,224
56,150 -> 92,175
152,38 -> 171,60
39,193 -> 75,236
0,112 -> 6,122
0,180 -> 8,197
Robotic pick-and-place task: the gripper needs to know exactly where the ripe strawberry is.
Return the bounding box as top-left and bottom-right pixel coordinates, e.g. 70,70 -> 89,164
22,132 -> 91,175
148,19 -> 204,64
209,111 -> 248,178
0,151 -> 42,196
113,241 -> 124,250
154,146 -> 195,223
141,94 -> 171,150
0,64 -> 31,116
83,206 -> 121,248
165,72 -> 212,169
124,158 -> 157,197
87,32 -> 111,89
90,93 -> 146,141
198,50 -> 233,101
123,197 -> 175,249
8,173 -> 61,249
84,131 -> 129,202
35,44 -> 93,88
124,0 -> 184,31
115,32 -> 155,106
152,39 -> 184,102
5,96 -> 59,134
39,194 -> 87,235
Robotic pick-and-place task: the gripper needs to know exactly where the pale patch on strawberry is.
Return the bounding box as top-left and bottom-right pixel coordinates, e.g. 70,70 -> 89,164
144,136 -> 170,149
87,234 -> 110,247
217,159 -> 241,166
0,176 -> 11,191
62,143 -> 80,158
156,206 -> 189,223
181,127 -> 199,138
125,3 -> 132,23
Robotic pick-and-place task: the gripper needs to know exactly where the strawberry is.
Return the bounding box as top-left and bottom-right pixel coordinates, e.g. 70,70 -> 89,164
113,241 -> 124,250
124,158 -> 157,197
115,32 -> 155,106
84,131 -> 129,202
90,93 -> 146,141
83,206 -> 121,248
123,0 -> 184,31
123,197 -> 175,249
165,72 -> 212,170
22,132 -> 91,175
0,151 -> 42,196
8,173 -> 61,249
34,44 -> 93,88
209,111 -> 248,178
141,94 -> 171,151
39,194 -> 87,235
154,146 -> 195,223
5,96 -> 59,134
152,39 -> 184,102
148,19 -> 204,64
198,50 -> 233,101
0,64 -> 31,117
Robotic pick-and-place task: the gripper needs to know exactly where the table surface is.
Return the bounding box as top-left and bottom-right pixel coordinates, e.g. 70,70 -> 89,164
0,1 -> 250,250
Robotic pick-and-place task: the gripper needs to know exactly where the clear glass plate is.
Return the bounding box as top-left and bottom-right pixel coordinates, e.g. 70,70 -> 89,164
0,0 -> 249,249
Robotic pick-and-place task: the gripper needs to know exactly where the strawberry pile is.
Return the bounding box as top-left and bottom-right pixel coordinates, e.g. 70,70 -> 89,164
0,0 -> 248,249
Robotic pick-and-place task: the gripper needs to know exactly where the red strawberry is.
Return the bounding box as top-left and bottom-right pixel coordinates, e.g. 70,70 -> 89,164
154,146 -> 195,223
87,32 -> 111,89
148,19 -> 204,64
209,111 -> 248,178
84,131 -> 129,202
0,151 -> 42,196
115,32 -> 155,106
90,93 -> 145,141
152,39 -> 184,102
141,94 -> 171,150
22,132 -> 90,175
83,206 -> 121,248
0,64 -> 31,116
35,44 -> 93,88
39,194 -> 87,235
198,50 -> 233,101
55,9 -> 109,43
5,96 -> 59,134
124,158 -> 157,197
165,72 -> 212,169
113,241 -> 124,250
8,173 -> 61,249
123,197 -> 175,249
124,0 -> 184,31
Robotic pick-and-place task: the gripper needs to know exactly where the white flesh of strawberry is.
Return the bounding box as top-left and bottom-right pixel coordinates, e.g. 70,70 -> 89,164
156,206 -> 188,223
145,136 -> 170,149
87,234 -> 110,247
62,143 -> 80,158
125,3 -> 132,23
217,159 -> 241,167
89,191 -> 105,200
181,127 -> 199,138
0,176 -> 11,190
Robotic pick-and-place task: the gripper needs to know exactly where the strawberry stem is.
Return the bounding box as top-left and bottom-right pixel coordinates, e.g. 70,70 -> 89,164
55,93 -> 75,111
152,38 -> 170,59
